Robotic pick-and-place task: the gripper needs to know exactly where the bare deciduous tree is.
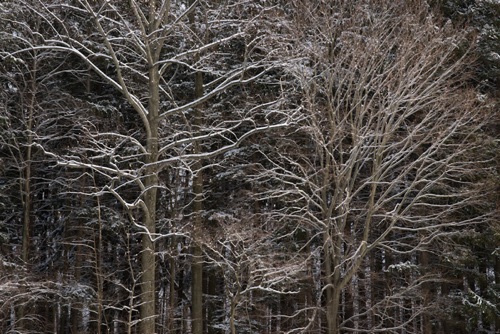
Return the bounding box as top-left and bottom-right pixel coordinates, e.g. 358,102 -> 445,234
251,1 -> 494,333
4,0 -> 297,332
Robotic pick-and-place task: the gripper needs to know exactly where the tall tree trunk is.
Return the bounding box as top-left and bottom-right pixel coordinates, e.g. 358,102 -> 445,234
17,54 -> 38,332
140,62 -> 160,334
188,1 -> 205,331
192,241 -> 203,334
191,66 -> 205,334
72,200 -> 84,333
324,231 -> 341,334
94,193 -> 104,334
169,255 -> 176,333
21,137 -> 32,265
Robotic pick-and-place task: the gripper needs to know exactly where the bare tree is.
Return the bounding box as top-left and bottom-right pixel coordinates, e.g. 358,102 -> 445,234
250,1 -> 494,333
3,0 -> 296,332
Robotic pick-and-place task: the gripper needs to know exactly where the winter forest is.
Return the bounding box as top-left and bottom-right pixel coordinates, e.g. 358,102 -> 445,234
0,0 -> 499,333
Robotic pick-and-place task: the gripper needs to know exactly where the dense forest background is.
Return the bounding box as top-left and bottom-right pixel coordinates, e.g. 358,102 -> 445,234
0,0 -> 498,333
